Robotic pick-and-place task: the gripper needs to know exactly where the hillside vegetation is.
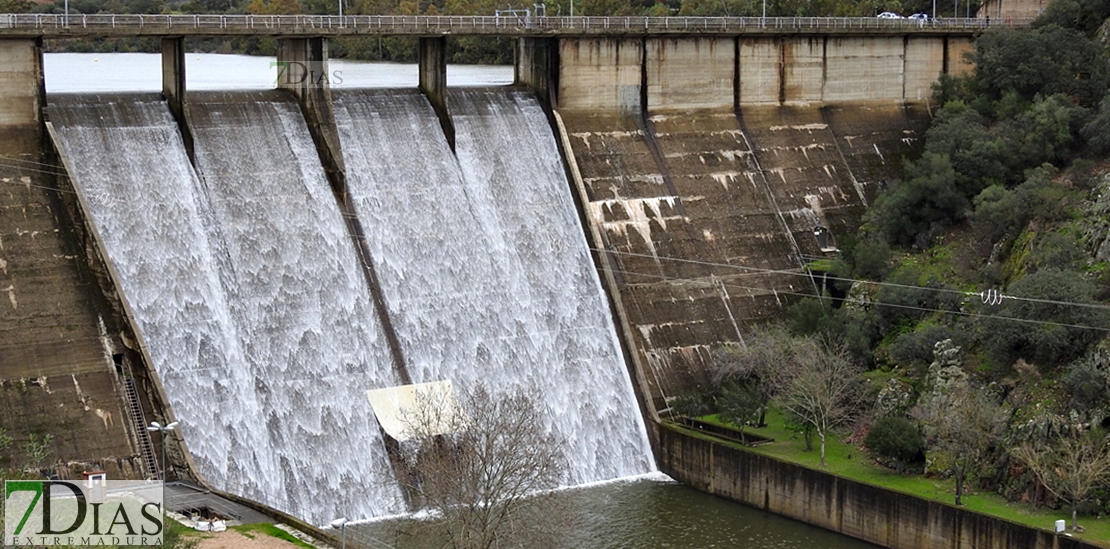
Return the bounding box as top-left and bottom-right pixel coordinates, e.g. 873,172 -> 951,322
684,3 -> 1110,534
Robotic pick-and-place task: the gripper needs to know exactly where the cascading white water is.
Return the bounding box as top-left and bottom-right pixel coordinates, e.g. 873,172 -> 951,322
49,93 -> 408,525
334,88 -> 655,485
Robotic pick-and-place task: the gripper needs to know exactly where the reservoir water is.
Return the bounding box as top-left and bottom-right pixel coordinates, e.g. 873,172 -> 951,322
45,52 -> 878,547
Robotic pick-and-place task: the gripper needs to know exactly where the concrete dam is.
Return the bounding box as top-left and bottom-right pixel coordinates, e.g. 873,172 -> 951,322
0,20 -> 975,524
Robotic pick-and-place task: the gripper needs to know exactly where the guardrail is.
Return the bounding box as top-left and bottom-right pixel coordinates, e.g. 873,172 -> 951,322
0,13 -> 1033,37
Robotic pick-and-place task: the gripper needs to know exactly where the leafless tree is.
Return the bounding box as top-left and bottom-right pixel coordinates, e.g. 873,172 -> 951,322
1012,429 -> 1110,530
397,384 -> 570,549
766,337 -> 867,467
712,325 -> 811,427
914,383 -> 1009,505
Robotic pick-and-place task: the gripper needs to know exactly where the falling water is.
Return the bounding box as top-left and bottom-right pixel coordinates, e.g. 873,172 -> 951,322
334,87 -> 654,485
49,92 -> 407,524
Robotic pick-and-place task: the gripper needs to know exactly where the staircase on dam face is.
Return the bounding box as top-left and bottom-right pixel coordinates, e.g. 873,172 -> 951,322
123,376 -> 160,479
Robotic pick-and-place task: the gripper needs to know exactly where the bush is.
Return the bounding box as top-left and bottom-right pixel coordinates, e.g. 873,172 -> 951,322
972,26 -> 1110,108
978,268 -> 1107,368
867,153 -> 968,248
1081,96 -> 1110,156
888,324 -> 969,369
670,391 -> 715,418
874,267 -> 962,332
865,415 -> 924,471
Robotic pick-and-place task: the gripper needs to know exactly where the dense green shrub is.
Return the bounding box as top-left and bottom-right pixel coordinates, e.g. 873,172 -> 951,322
978,268 -> 1107,369
867,153 -> 967,248
865,415 -> 924,471
972,25 -> 1110,108
888,324 -> 969,369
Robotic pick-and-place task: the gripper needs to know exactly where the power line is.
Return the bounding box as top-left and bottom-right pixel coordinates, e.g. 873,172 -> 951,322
600,263 -> 1110,333
592,247 -> 1110,314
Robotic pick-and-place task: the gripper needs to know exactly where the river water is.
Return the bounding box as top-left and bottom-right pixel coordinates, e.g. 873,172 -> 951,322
354,474 -> 880,549
44,52 -> 879,547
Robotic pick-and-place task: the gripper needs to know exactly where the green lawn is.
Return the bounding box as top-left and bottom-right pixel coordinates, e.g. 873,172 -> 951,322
232,523 -> 316,549
693,411 -> 1110,547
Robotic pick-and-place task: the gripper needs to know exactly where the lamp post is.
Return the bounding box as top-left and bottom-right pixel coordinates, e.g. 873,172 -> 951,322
147,421 -> 178,481
330,518 -> 348,549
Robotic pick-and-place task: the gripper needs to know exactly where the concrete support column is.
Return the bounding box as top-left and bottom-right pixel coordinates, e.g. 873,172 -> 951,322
419,37 -> 454,151
161,37 -> 194,163
0,38 -> 45,147
516,37 -> 558,109
276,37 -> 347,198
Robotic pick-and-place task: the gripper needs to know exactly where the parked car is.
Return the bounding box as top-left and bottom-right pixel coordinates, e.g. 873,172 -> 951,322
877,11 -> 902,18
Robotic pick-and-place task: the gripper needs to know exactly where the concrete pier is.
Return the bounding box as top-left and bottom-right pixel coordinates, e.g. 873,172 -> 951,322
162,36 -> 195,162
516,37 -> 559,107
418,36 -> 453,151
276,37 -> 347,197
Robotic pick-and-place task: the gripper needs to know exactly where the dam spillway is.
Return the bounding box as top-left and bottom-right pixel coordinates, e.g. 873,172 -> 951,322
49,92 -> 409,523
46,84 -> 655,523
333,87 -> 654,485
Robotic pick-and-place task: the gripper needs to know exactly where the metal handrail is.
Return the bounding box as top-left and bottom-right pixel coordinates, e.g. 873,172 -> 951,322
0,13 -> 1033,34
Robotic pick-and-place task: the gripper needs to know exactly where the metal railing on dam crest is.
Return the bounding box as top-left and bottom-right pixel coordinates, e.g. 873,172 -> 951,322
0,13 -> 1031,37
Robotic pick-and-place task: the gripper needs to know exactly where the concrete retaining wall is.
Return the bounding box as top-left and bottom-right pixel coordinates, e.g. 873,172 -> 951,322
561,34 -> 961,111
559,37 -> 643,111
0,39 -> 144,476
659,425 -> 1099,549
645,37 -> 734,111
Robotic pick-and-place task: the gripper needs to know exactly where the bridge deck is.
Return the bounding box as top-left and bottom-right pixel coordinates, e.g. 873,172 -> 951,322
0,14 -> 1026,38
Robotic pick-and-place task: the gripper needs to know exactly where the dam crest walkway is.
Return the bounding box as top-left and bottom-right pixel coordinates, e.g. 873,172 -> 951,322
0,13 -> 1030,37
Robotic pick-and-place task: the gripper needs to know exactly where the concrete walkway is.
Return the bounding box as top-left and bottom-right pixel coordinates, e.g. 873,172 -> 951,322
164,481 -> 272,525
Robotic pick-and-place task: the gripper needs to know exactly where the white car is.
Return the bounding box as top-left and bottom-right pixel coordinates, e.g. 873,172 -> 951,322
908,13 -> 931,20
877,11 -> 902,18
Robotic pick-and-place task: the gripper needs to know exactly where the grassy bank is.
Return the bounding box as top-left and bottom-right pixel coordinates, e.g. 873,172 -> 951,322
691,411 -> 1110,547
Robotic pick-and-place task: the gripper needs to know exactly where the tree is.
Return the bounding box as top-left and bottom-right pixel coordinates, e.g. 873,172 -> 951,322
972,26 -> 1110,108
1081,96 -> 1110,156
867,152 -> 967,248
766,338 -> 867,467
711,325 -> 805,426
398,384 -> 569,549
913,343 -> 1009,505
1012,429 -> 1110,530
717,382 -> 763,444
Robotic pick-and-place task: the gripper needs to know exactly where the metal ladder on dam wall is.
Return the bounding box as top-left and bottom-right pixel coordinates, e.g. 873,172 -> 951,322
123,376 -> 161,479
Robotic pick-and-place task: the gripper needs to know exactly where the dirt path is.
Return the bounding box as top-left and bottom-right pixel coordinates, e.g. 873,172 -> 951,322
192,528 -> 312,549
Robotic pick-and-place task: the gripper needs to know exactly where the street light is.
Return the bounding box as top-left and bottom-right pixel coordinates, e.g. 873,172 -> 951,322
330,518 -> 348,549
147,421 -> 178,481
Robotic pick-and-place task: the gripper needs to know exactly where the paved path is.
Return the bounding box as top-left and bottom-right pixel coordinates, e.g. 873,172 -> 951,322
164,481 -> 272,524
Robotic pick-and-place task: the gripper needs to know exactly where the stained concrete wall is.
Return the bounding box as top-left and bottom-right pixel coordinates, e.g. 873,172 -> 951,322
559,38 -> 643,111
947,36 -> 976,78
645,37 -> 734,111
823,36 -> 906,103
559,103 -> 929,404
738,38 -> 782,105
0,39 -> 142,477
904,37 -> 946,103
736,35 -> 950,106
660,425 -> 1098,549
